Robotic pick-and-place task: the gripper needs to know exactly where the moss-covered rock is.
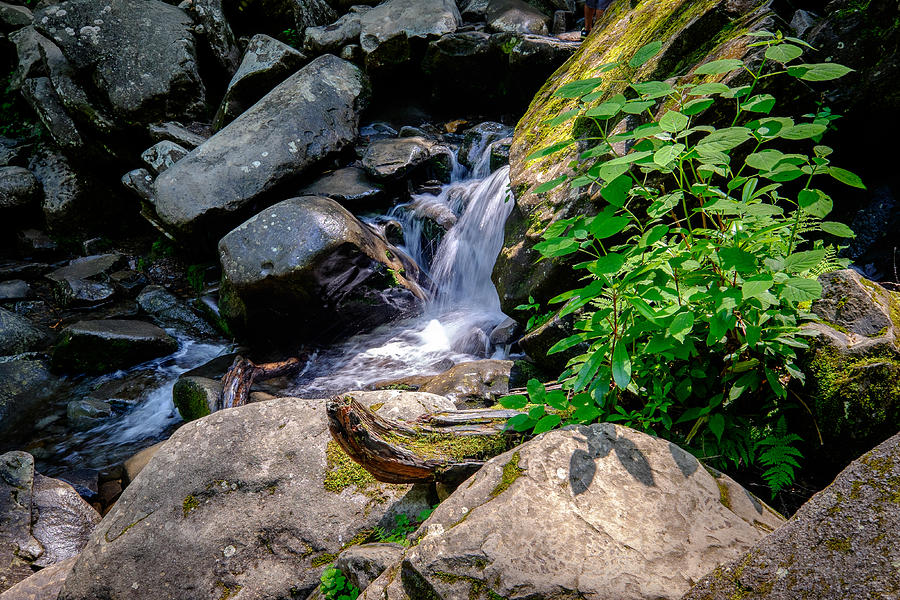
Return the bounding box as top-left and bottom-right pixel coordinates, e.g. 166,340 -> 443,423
172,376 -> 221,422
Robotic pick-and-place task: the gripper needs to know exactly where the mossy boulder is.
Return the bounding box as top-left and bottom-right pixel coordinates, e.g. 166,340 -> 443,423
51,320 -> 178,374
682,431 -> 900,600
172,376 -> 221,422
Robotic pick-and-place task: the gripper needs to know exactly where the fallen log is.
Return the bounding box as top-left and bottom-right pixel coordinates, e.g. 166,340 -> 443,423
219,355 -> 304,410
326,395 -> 524,485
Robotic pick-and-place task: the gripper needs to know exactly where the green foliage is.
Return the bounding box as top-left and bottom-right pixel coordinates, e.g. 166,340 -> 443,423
505,32 -> 861,494
280,28 -> 303,49
514,295 -> 554,331
186,264 -> 205,298
372,507 -> 435,546
0,76 -> 43,140
319,567 -> 359,600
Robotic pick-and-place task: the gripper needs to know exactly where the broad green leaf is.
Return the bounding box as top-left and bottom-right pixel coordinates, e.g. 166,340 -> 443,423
741,94 -> 776,113
697,127 -> 752,152
742,275 -> 774,300
780,123 -> 827,140
545,390 -> 568,410
572,405 -> 601,422
555,77 -> 605,98
754,117 -> 793,138
533,175 -> 568,194
641,224 -> 669,246
534,236 -> 578,257
622,100 -> 655,114
499,394 -> 528,409
660,110 -> 689,133
611,342 -> 631,389
507,413 -> 535,432
527,378 -> 545,404
821,221 -> 855,237
586,101 -> 625,119
627,296 -> 660,324
719,246 -> 757,273
631,81 -> 674,99
709,413 -> 725,442
668,311 -> 695,341
765,165 -> 804,182
548,334 -> 587,355
828,166 -> 866,189
604,150 -> 653,166
688,82 -> 730,96
780,277 -> 823,303
765,43 -> 802,64
592,252 -> 626,273
694,58 -> 744,74
629,40 -> 663,68
798,188 -> 832,218
545,109 -> 580,127
528,405 -> 545,420
533,414 -> 562,434
787,63 -> 854,82
525,139 -> 574,161
745,149 -> 784,171
573,350 -> 605,391
589,214 -> 630,239
782,249 -> 826,273
600,174 -> 633,207
654,143 -> 684,166
682,97 -> 715,115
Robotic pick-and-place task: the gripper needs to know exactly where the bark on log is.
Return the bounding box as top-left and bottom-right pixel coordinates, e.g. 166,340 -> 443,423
219,355 -> 304,410
326,395 -> 523,485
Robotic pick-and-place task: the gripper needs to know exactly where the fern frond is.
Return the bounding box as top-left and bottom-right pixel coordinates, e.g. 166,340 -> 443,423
755,417 -> 803,495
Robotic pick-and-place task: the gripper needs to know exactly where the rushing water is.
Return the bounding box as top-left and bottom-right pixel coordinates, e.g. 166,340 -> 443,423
284,151 -> 514,397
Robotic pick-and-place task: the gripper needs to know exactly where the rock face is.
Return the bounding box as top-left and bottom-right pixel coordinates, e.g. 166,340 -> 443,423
299,166 -> 386,209
0,556 -> 76,600
359,0 -> 461,72
218,195 -> 424,344
33,0 -> 206,124
29,474 -> 101,566
304,6 -> 370,55
682,431 -> 900,600
51,319 -> 178,374
0,308 -> 53,355
418,359 -> 513,407
27,150 -> 86,235
361,137 -> 450,181
152,55 -> 369,241
363,424 -> 783,600
0,451 -> 40,593
0,360 -> 59,445
57,397 -> 432,600
213,34 -> 308,130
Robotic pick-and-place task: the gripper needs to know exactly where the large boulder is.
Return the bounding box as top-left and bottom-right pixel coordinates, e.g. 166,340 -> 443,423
8,27 -> 56,91
362,423 -> 783,600
151,55 -> 369,242
29,474 -> 101,567
212,33 -> 308,130
20,77 -> 83,150
418,359 -> 513,407
189,0 -> 242,76
303,6 -> 371,55
27,150 -> 87,235
361,136 -> 452,182
33,0 -> 206,125
0,166 -> 39,211
0,452 -> 40,593
486,0 -> 550,35
682,431 -> 900,600
0,361 -> 59,447
57,397 -> 433,600
358,0 -> 461,73
0,308 -> 54,355
51,319 -> 178,374
218,195 -> 424,344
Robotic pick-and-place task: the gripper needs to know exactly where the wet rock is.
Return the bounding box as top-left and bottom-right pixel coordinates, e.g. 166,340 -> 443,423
51,319 -> 178,374
121,168 -> 154,202
0,166 -> 39,210
56,397 -> 433,600
190,0 -> 242,75
0,2 -> 31,32
0,261 -> 50,281
46,254 -> 124,306
361,136 -> 446,181
0,451 -> 40,593
47,254 -> 123,284
339,43 -> 363,63
8,27 -> 55,91
218,195 -> 423,344
0,556 -> 76,600
33,0 -> 206,124
109,270 -> 147,297
363,424 -> 783,600
418,359 -> 512,407
66,398 -> 113,430
459,122 -> 513,172
0,280 -> 33,302
304,6 -> 370,55
790,9 -> 818,37
96,480 -> 122,507
140,141 -> 188,175
359,0 -> 461,72
0,137 -> 26,167
349,389 -> 456,422
335,543 -> 405,592
30,474 -> 101,567
682,431 -> 900,600
122,441 -> 166,484
489,316 -> 518,345
299,166 -> 386,209
0,308 -> 54,355
148,121 -> 208,150
20,77 -> 83,150
136,285 -> 219,339
551,9 -> 574,34
489,136 -> 512,171
487,0 -> 550,35
152,55 -> 368,241
172,375 -> 222,422
213,34 -> 308,130
17,229 -> 57,257
55,469 -> 98,502
27,150 -> 86,235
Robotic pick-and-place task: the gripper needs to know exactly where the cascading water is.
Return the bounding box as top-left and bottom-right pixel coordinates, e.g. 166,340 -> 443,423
285,145 -> 515,397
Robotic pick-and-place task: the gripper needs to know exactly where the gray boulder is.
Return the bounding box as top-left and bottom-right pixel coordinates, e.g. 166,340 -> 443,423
212,33 -> 308,130
46,253 -> 124,307
0,280 -> 33,302
0,361 -> 59,446
299,166 -> 386,209
189,0 -> 242,75
152,55 -> 368,240
359,0 -> 461,72
362,136 -> 453,182
20,77 -> 83,150
487,0 -> 550,35
148,121 -> 208,150
218,195 -> 424,343
682,431 -> 900,600
0,166 -> 39,210
418,359 -> 512,407
303,6 -> 370,55
0,308 -> 53,355
51,319 -> 178,374
66,398 -> 113,430
140,141 -> 188,175
0,556 -> 76,600
29,473 -> 101,566
363,423 -> 783,600
335,543 -> 405,592
0,2 -> 31,32
34,0 -> 206,124
0,452 -> 41,593
57,397 -> 432,600
136,285 -> 219,339
27,150 -> 86,234
8,27 -> 55,90
348,389 -> 456,422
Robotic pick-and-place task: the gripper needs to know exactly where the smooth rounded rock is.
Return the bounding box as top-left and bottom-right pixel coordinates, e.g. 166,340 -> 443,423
0,166 -> 39,210
51,320 -> 178,374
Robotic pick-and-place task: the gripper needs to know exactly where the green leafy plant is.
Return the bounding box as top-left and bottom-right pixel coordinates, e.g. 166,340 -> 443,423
319,566 -> 359,600
514,295 -> 554,331
501,32 -> 861,494
372,507 -> 435,546
281,28 -> 302,49
186,264 -> 205,298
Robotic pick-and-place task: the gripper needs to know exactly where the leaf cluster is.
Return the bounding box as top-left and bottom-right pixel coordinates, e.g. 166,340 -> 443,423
503,32 -> 861,495
320,567 -> 360,600
372,507 -> 435,546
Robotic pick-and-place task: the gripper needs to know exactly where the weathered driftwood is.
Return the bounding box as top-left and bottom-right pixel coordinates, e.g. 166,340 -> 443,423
326,395 -> 522,485
219,355 -> 304,410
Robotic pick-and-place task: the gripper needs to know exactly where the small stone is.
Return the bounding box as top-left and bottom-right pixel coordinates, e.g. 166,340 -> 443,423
141,140 -> 189,175
67,397 -> 113,429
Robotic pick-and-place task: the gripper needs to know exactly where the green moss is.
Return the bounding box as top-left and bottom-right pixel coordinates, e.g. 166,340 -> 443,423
716,479 -> 732,510
183,494 -> 200,517
378,383 -> 416,391
824,537 -> 853,553
173,378 -> 214,422
216,583 -> 242,600
490,452 -> 524,499
386,431 -> 515,463
324,441 -> 377,493
311,552 -> 337,567
369,402 -> 385,411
